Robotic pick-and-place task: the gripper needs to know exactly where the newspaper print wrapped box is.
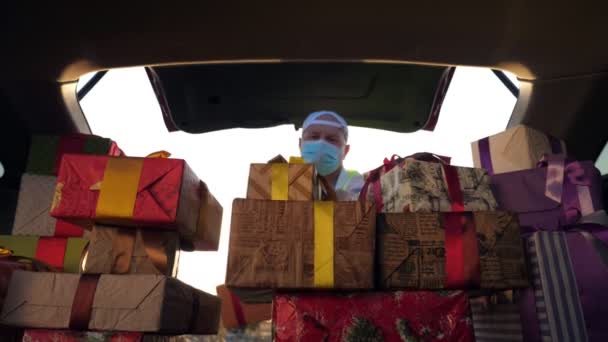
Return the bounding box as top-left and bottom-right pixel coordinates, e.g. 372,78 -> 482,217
12,174 -> 87,237
26,134 -> 123,176
0,236 -> 87,273
1,271 -> 221,334
471,124 -> 567,175
82,225 -> 179,276
226,199 -> 375,289
273,291 -> 475,342
364,157 -> 497,213
522,227 -> 608,342
50,155 -> 201,244
377,211 -> 528,290
470,293 -> 524,342
23,330 -> 220,342
216,285 -> 271,329
247,156 -> 319,201
491,155 -> 603,230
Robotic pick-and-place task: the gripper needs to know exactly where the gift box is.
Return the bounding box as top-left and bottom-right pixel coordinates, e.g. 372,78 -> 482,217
0,254 -> 56,310
26,134 -> 123,176
272,291 -> 475,342
1,271 -> 221,334
376,211 -> 528,290
82,225 -> 179,276
22,330 -> 218,342
12,174 -> 87,237
522,227 -> 608,342
363,157 -> 497,213
216,285 -> 271,329
50,155 -> 201,242
247,156 -> 319,201
491,155 -> 603,230
189,181 -> 222,251
0,236 -> 87,273
226,199 -> 375,289
471,124 -> 567,175
470,294 -> 524,342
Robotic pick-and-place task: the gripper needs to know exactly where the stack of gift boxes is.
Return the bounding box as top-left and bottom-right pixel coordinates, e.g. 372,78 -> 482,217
471,125 -> 607,342
223,150 -> 531,340
0,134 -> 224,341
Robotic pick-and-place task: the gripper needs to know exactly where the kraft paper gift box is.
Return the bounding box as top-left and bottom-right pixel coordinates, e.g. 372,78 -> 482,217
216,285 -> 271,329
12,174 -> 87,237
26,134 -> 123,176
376,211 -> 528,290
0,235 -> 87,273
50,154 -> 202,244
188,181 -> 222,252
471,124 -> 567,175
272,291 -> 475,342
82,225 -> 179,276
491,155 -> 603,230
0,253 -> 56,310
362,157 -> 497,213
1,271 -> 221,334
247,155 -> 320,201
521,227 -> 608,342
226,199 -> 375,289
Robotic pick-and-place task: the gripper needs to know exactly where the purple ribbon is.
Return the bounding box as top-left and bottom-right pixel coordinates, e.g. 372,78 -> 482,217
539,154 -> 595,224
477,137 -> 494,175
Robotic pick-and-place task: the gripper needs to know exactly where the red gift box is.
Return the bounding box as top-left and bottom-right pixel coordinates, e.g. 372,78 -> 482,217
273,291 -> 475,342
50,155 -> 201,241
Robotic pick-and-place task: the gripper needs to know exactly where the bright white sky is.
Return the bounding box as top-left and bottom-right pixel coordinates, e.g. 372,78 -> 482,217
79,66 -> 517,294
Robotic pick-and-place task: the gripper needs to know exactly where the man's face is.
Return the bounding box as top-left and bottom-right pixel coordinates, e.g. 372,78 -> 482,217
299,116 -> 350,161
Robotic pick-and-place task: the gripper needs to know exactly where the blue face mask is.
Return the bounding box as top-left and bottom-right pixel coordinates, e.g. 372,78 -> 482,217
301,140 -> 343,176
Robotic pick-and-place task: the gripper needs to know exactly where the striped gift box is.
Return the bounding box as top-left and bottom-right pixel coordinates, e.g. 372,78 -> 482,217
526,232 -> 588,342
471,298 -> 524,342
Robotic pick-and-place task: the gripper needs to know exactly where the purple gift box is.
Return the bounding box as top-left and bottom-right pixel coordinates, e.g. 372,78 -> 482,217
491,155 -> 603,230
521,225 -> 608,342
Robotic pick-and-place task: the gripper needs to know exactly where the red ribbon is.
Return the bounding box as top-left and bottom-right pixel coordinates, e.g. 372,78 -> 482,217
34,237 -> 68,271
444,213 -> 481,288
69,274 -> 100,330
441,164 -> 465,212
54,134 -> 87,175
229,289 -> 247,327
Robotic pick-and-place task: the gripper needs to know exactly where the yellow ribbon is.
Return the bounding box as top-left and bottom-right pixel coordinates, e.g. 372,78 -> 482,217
270,157 -> 306,200
95,158 -> 144,220
314,201 -> 334,287
289,157 -> 305,164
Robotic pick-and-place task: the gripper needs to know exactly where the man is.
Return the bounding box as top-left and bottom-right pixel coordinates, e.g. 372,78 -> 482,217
300,110 -> 364,201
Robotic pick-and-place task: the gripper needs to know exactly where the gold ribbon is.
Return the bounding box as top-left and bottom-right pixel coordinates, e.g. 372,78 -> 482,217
289,157 -> 305,164
270,157 -> 307,200
95,158 -> 144,220
314,201 -> 334,287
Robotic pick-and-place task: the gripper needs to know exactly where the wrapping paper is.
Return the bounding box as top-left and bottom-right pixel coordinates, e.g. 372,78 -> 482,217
272,291 -> 475,342
22,330 -> 219,342
0,236 -> 87,273
470,294 -> 524,342
82,225 -> 179,276
247,156 -> 319,201
363,158 -> 497,213
491,156 -> 603,230
190,181 -> 222,251
1,272 -> 220,334
0,254 -> 55,310
50,155 -> 201,242
226,199 -> 375,289
26,134 -> 123,176
522,227 -> 608,342
471,124 -> 567,175
216,285 -> 271,329
12,174 -> 87,237
377,211 -> 528,290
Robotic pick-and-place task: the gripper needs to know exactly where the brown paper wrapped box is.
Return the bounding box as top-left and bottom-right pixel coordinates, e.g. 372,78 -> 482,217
247,156 -> 320,201
471,124 -> 567,175
0,271 -> 220,334
377,211 -> 528,290
226,199 -> 376,289
191,181 -> 223,251
82,225 -> 179,276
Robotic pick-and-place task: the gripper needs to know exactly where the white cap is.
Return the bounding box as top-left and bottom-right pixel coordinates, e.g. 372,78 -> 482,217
302,110 -> 349,141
